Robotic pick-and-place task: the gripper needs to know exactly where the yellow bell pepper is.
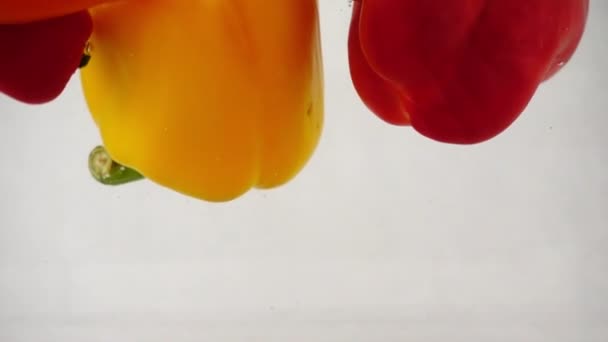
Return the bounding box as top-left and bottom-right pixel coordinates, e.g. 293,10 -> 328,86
81,0 -> 324,202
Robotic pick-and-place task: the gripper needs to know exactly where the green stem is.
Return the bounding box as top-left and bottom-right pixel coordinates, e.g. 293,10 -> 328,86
88,145 -> 144,185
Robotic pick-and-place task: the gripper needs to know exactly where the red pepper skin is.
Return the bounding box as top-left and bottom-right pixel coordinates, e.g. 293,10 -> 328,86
0,11 -> 93,104
349,0 -> 589,144
348,4 -> 410,126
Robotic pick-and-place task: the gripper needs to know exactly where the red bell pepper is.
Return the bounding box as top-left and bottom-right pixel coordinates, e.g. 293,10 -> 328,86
0,11 -> 92,104
349,0 -> 589,144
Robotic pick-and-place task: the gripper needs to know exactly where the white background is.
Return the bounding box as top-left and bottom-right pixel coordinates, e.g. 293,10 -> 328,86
1,1 -> 607,341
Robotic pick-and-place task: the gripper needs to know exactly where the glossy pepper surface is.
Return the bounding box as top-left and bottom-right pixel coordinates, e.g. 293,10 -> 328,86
349,0 -> 589,144
80,0 -> 324,201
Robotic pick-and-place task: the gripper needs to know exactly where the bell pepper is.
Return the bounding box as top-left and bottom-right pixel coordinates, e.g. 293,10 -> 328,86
0,0 -> 112,23
80,0 -> 324,201
348,0 -> 589,144
0,11 -> 93,103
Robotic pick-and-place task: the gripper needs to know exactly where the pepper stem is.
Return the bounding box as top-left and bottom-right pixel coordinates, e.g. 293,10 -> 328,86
79,41 -> 92,68
88,145 -> 144,185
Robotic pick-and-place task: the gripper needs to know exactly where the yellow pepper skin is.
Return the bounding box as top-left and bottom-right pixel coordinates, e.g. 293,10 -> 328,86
81,0 -> 324,202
